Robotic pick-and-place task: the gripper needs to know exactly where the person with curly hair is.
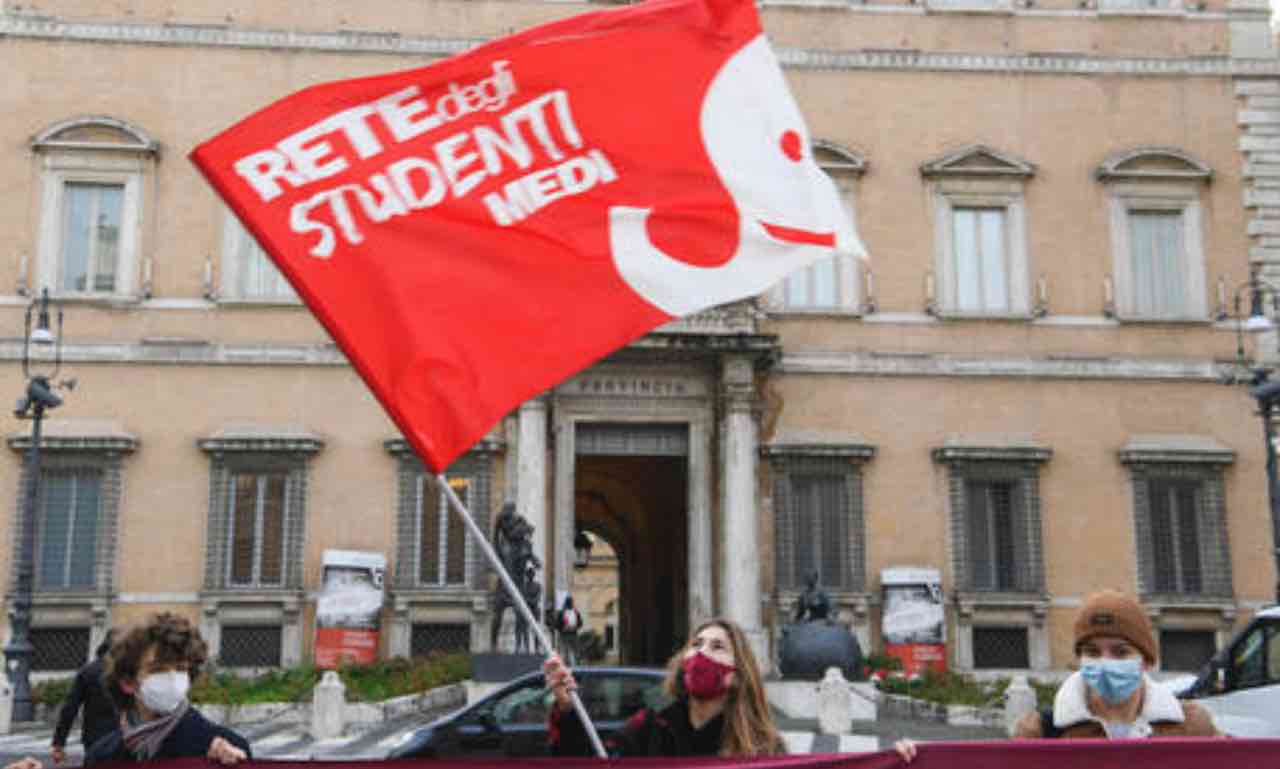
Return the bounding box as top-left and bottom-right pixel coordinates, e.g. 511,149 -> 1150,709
545,617 -> 786,757
84,612 -> 251,766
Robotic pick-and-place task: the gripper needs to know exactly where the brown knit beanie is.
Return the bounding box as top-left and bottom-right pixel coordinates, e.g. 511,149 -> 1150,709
1073,590 -> 1157,664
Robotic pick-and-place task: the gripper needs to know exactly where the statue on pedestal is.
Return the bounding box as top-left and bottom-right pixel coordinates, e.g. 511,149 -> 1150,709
779,570 -> 863,681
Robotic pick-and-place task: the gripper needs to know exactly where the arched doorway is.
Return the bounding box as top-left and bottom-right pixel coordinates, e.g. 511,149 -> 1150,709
573,427 -> 689,666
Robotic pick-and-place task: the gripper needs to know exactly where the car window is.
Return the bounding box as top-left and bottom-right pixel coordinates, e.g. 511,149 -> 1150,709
577,675 -> 671,721
1267,623 -> 1280,683
492,683 -> 552,725
1233,625 -> 1267,688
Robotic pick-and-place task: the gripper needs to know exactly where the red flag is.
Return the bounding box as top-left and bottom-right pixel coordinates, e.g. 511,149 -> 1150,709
190,0 -> 862,472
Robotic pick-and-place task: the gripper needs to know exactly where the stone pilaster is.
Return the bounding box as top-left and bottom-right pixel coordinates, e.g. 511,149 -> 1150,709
719,356 -> 765,663
517,395 -> 549,577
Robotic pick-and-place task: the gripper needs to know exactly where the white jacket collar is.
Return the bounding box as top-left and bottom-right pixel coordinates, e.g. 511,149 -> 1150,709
1053,671 -> 1184,729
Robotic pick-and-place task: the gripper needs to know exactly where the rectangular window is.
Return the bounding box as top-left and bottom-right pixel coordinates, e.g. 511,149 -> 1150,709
222,216 -> 297,301
952,207 -> 1009,314
418,476 -> 469,586
410,623 -> 470,657
218,625 -> 282,667
1160,629 -> 1216,673
783,257 -> 839,309
966,479 -> 1021,591
1149,478 -> 1202,594
973,627 -> 1030,669
1128,211 -> 1186,318
59,183 -> 123,294
227,472 -> 287,587
38,468 -> 102,590
29,627 -> 91,671
790,473 -> 852,589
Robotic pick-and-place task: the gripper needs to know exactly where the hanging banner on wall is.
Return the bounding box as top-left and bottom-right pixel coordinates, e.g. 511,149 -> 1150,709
881,566 -> 947,676
315,549 -> 387,668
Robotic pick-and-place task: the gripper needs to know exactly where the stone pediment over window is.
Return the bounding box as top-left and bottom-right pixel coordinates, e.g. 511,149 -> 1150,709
7,418 -> 138,453
932,434 -> 1051,464
384,433 -> 504,458
1095,147 -> 1212,184
1118,434 -> 1234,465
813,140 -> 868,177
32,116 -> 159,155
761,429 -> 876,460
198,424 -> 323,454
920,145 -> 1035,179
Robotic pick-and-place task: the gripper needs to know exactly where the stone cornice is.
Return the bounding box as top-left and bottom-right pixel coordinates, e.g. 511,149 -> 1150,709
198,431 -> 324,454
780,350 -> 1230,382
384,436 -> 505,457
7,434 -> 137,453
0,14 -> 1273,77
933,444 -> 1053,463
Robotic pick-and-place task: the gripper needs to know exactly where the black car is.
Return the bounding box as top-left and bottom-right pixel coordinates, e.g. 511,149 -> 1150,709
387,667 -> 670,759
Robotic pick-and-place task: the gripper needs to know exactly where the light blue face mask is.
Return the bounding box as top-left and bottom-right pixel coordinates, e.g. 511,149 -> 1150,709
1080,657 -> 1143,705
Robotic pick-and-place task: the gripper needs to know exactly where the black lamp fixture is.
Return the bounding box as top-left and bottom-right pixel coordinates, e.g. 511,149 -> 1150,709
1228,265 -> 1280,604
573,529 -> 594,570
4,287 -> 71,723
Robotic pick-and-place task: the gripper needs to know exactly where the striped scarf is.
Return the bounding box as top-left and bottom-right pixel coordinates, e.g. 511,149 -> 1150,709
122,701 -> 190,760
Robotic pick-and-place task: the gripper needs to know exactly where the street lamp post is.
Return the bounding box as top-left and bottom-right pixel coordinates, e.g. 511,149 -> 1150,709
4,288 -> 66,722
1230,266 -> 1280,605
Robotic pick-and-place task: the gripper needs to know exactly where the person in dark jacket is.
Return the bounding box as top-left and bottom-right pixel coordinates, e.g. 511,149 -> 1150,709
545,617 -> 786,757
84,612 -> 250,766
51,630 -> 119,764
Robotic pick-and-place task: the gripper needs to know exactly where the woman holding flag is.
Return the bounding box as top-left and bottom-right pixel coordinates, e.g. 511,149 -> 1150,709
545,618 -> 786,757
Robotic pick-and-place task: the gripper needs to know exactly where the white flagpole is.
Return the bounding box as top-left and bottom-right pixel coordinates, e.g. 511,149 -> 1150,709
436,472 -> 609,759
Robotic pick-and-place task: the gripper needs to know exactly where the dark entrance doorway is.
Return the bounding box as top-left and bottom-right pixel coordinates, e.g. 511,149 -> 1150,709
573,424 -> 688,666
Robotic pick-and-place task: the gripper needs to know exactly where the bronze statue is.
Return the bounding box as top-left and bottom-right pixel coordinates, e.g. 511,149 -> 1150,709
489,503 -> 543,652
794,570 -> 832,623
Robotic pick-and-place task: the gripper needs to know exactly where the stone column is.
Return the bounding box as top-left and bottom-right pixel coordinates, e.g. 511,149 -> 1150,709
553,412 -> 576,601
688,418 -> 714,629
719,356 -> 765,663
518,395 -> 549,577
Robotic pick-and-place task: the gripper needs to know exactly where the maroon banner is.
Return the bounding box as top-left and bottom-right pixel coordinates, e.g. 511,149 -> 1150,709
146,738 -> 1275,769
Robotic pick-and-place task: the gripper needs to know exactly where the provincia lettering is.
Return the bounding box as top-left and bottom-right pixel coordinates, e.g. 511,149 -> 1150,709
232,60 -> 620,258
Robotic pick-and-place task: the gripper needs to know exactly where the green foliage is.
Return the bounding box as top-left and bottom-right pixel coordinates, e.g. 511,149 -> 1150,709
189,652 -> 471,705
875,669 -> 1057,710
863,652 -> 904,673
32,677 -> 75,706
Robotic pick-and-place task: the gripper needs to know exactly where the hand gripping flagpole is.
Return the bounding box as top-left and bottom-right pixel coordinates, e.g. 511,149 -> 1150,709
436,472 -> 609,759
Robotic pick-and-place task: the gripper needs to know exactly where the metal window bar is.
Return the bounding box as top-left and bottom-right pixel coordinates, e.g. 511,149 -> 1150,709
1150,478 -> 1203,594
29,627 -> 91,671
410,623 -> 470,657
972,626 -> 1029,669
1160,630 -> 1216,673
37,469 -> 101,590
967,479 -> 1022,591
417,475 -> 471,586
792,473 -> 850,589
218,625 -> 282,668
227,472 -> 287,588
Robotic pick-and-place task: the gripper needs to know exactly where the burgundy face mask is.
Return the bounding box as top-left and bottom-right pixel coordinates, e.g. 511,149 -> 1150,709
682,651 -> 737,700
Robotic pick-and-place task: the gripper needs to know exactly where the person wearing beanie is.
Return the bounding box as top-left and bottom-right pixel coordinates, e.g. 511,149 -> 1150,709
895,590 -> 1220,762
1009,589 -> 1220,739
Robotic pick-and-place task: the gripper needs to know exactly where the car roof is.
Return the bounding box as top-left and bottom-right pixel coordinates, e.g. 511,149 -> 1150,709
1258,605 -> 1280,620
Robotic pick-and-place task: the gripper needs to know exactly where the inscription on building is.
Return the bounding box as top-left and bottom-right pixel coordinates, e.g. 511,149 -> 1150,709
564,375 -> 703,398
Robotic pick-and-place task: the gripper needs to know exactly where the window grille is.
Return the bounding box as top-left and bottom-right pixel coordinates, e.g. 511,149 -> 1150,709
972,627 -> 1029,669
418,476 -> 469,586
227,472 -> 287,587
37,468 -> 102,590
772,457 -> 866,593
30,627 -> 90,671
219,625 -> 282,667
1160,629 -> 1216,673
410,623 -> 469,657
1149,479 -> 1202,594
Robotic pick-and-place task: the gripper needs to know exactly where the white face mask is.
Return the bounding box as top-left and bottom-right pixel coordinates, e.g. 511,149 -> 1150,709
139,671 -> 190,715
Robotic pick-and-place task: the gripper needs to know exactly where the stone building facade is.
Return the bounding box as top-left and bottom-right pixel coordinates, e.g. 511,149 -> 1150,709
2,0 -> 1278,675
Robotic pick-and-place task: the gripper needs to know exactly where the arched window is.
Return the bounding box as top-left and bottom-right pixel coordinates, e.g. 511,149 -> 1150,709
31,117 -> 158,299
